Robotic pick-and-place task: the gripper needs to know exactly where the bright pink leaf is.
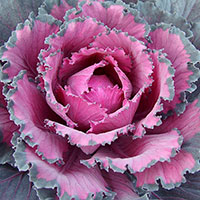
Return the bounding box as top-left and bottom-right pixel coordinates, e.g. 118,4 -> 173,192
148,25 -> 200,112
148,99 -> 200,142
1,14 -> 60,81
48,17 -> 107,57
135,150 -> 196,190
71,1 -> 148,40
88,75 -> 114,89
46,119 -> 135,153
39,51 -> 76,128
66,60 -> 108,96
60,87 -> 107,131
102,170 -> 140,199
7,73 -> 68,162
133,52 -> 174,137
82,85 -> 124,114
83,130 -> 182,173
15,143 -> 110,200
92,30 -> 153,94
88,89 -> 142,134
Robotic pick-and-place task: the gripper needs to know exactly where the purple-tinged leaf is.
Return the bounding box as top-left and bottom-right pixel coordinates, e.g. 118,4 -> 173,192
92,29 -> 154,94
14,141 -> 113,200
134,150 -> 197,191
6,71 -> 68,163
0,82 -> 19,146
0,0 -> 44,46
148,23 -> 200,114
47,17 -> 107,57
149,99 -> 200,142
82,130 -> 182,174
59,86 -> 107,131
102,170 -> 143,200
133,51 -> 174,137
82,85 -> 124,114
88,89 -> 142,134
66,60 -> 108,96
69,0 -> 149,40
134,100 -> 200,191
38,51 -> 76,127
0,13 -> 61,82
0,164 -> 39,200
151,170 -> 200,200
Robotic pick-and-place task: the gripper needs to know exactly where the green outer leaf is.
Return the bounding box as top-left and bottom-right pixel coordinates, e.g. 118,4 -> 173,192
35,188 -> 58,200
39,0 -> 79,16
190,22 -> 200,50
122,0 -> 138,4
141,0 -> 200,51
136,1 -> 193,38
0,0 -> 44,46
0,142 -> 14,166
39,0 -> 65,15
187,78 -> 200,103
0,100 -> 15,165
153,0 -> 200,23
182,132 -> 200,174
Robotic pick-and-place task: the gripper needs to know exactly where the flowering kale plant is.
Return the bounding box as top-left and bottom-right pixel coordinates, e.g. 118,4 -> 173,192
1,0 -> 200,199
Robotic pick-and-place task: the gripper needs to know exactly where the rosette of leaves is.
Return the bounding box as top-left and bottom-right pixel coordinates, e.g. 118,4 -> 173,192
0,0 -> 200,200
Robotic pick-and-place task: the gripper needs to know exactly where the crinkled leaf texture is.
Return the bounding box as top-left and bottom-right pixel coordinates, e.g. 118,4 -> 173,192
153,0 -> 200,23
11,130 -> 144,200
0,0 -> 200,200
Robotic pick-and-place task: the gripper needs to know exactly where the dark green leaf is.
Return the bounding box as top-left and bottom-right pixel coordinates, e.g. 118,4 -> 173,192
150,171 -> 200,200
36,188 -> 57,200
0,129 -> 14,165
0,142 -> 14,165
0,164 -> 39,200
